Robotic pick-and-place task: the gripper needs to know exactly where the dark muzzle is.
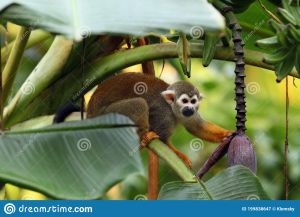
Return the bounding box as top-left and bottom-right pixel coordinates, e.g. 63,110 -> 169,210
182,107 -> 194,117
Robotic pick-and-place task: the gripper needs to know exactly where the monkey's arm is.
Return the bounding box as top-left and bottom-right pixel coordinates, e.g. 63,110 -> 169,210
182,113 -> 232,143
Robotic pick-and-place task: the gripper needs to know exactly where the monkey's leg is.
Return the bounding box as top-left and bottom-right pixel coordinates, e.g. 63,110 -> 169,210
167,143 -> 192,169
103,98 -> 159,147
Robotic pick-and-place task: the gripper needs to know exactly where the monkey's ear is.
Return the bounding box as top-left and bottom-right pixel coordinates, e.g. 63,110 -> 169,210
199,93 -> 206,100
161,90 -> 175,104
199,93 -> 205,100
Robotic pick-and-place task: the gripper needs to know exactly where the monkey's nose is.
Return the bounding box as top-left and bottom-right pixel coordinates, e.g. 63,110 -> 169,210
182,107 -> 194,117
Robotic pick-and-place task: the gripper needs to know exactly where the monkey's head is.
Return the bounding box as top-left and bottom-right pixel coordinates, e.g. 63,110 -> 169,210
161,81 -> 203,119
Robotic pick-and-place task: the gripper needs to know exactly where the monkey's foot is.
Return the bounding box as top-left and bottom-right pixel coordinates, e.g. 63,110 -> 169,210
140,131 -> 159,149
167,144 -> 192,169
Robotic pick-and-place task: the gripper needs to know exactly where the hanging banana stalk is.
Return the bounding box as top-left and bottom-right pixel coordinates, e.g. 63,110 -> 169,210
197,0 -> 257,178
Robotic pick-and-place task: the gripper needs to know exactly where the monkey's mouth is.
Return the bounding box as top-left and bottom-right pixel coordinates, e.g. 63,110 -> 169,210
182,107 -> 194,117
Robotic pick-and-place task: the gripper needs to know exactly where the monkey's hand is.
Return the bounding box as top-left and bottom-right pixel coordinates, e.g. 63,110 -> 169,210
197,121 -> 233,143
140,131 -> 160,149
167,143 -> 192,169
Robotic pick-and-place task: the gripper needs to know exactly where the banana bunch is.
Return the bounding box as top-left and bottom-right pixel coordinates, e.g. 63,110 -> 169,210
256,0 -> 300,81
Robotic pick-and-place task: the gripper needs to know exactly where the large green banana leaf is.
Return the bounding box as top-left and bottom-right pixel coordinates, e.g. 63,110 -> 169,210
158,166 -> 269,200
0,113 -> 144,199
0,0 -> 225,40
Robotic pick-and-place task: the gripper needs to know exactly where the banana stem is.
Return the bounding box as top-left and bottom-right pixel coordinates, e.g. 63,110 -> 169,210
147,140 -> 195,182
213,0 -> 247,133
2,27 -> 31,104
257,0 -> 283,24
3,42 -> 299,127
137,37 -> 155,76
3,36 -> 73,126
1,30 -> 51,65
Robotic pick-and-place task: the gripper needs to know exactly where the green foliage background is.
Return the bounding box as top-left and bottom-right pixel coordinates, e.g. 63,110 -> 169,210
4,32 -> 300,199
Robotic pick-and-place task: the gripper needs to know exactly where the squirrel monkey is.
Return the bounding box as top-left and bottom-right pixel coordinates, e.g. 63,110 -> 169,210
84,73 -> 232,168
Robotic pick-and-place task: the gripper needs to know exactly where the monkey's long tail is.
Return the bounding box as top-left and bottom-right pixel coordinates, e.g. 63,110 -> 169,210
53,102 -> 81,123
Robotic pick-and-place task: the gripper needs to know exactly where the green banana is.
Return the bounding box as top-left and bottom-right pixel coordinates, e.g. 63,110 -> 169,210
282,0 -> 300,26
202,32 -> 219,67
221,27 -> 231,47
277,28 -> 291,47
277,8 -> 297,25
268,19 -> 285,32
275,47 -> 296,81
263,48 -> 291,65
287,24 -> 300,42
268,20 -> 291,47
256,36 -> 281,49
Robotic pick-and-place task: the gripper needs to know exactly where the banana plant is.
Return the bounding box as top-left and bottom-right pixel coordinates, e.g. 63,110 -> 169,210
0,0 -> 295,200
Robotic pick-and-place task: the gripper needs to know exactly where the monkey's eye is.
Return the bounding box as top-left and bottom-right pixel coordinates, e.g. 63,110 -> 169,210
182,98 -> 189,104
191,99 -> 197,104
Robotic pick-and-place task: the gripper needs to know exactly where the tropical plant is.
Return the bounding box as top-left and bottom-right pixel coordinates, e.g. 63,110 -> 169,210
0,0 -> 298,200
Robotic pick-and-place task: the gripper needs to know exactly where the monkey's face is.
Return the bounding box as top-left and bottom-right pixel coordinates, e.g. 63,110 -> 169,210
161,89 -> 202,119
176,94 -> 199,117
